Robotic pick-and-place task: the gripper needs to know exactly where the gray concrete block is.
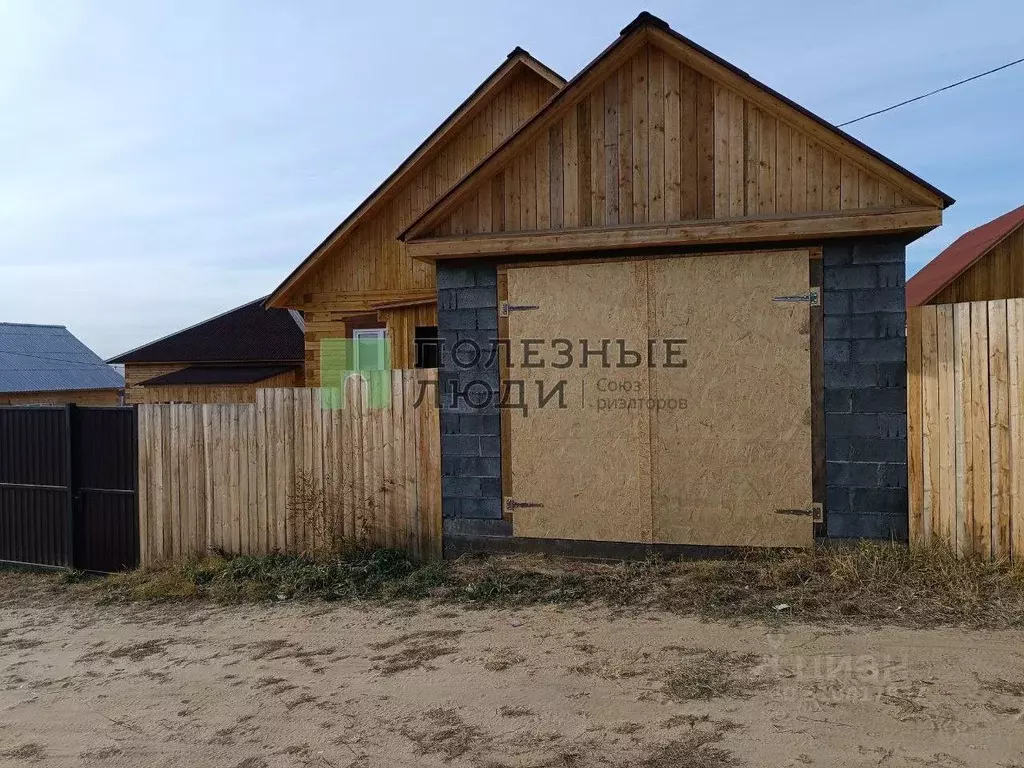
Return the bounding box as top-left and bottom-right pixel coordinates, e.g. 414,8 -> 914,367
851,289 -> 904,315
826,413 -> 881,438
827,461 -> 881,488
851,388 -> 907,413
443,518 -> 512,537
827,513 -> 881,538
824,340 -> 851,363
848,437 -> 907,463
878,413 -> 907,439
851,487 -> 907,515
852,339 -> 905,363
825,362 -> 878,389
876,362 -> 907,388
826,486 -> 851,513
851,240 -> 904,264
437,267 -> 477,289
878,463 -> 908,488
442,434 -> 480,457
877,315 -> 906,339
461,497 -> 503,519
479,477 -> 502,497
824,290 -> 851,316
457,287 -> 497,310
480,435 -> 501,457
880,513 -> 909,541
823,243 -> 853,266
439,309 -> 477,331
475,267 -> 498,287
825,388 -> 853,413
825,315 -> 877,340
442,498 -> 462,518
460,414 -> 500,435
877,264 -> 905,288
825,265 -> 877,290
442,476 -> 482,498
459,456 -> 501,477
476,308 -> 498,331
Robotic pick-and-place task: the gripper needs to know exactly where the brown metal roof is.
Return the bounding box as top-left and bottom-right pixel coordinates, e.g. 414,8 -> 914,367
905,204 -> 1024,307
139,364 -> 299,387
107,297 -> 303,365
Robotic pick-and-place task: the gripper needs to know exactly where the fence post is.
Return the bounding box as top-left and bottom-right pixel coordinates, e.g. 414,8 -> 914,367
64,403 -> 76,570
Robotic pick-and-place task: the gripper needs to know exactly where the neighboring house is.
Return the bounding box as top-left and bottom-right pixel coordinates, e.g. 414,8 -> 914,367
265,48 -> 565,385
0,322 -> 123,406
906,204 -> 1024,306
108,297 -> 304,404
397,12 -> 953,554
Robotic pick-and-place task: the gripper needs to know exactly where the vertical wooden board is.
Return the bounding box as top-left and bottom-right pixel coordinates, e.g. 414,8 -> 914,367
805,140 -> 823,212
822,149 -> 841,211
652,250 -> 812,547
230,406 -> 242,554
713,84 -> 730,218
341,383 -> 355,540
255,392 -> 268,554
756,110 -> 776,215
243,406 -> 256,555
970,301 -> 992,558
631,49 -> 649,223
920,306 -> 939,541
727,91 -> 744,217
907,310 -> 925,544
373,382 -> 387,547
548,127 -> 563,230
417,369 -> 442,558
535,129 -> 550,230
743,102 -> 758,217
648,48 -> 665,223
506,150 -> 521,232
360,376 -> 376,544
937,305 -> 956,545
562,114 -> 579,228
310,388 -> 324,551
391,373 -> 408,554
1009,300 -> 1024,561
159,407 -> 172,559
679,64 -> 698,220
840,158 -> 859,210
790,131 -> 807,214
603,73 -> 620,225
775,122 -> 792,214
521,144 -> 537,231
663,57 -> 680,220
617,64 -> 634,224
278,389 -> 293,551
507,261 -> 649,542
589,88 -> 605,227
577,100 -> 592,228
185,407 -> 199,556
397,372 -> 416,557
989,300 -> 1012,558
202,406 -> 214,555
169,406 -> 181,559
381,376 -> 396,549
952,304 -> 971,553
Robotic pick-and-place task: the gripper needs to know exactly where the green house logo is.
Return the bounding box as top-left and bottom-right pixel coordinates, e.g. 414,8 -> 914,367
320,337 -> 391,410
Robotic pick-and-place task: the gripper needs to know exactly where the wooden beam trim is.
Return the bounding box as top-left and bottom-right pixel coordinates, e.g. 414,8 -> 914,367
407,207 -> 942,260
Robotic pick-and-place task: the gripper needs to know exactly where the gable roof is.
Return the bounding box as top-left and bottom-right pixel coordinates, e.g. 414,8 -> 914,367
265,48 -> 565,308
107,297 -> 304,365
0,323 -> 124,394
400,11 -> 953,243
906,204 -> 1024,307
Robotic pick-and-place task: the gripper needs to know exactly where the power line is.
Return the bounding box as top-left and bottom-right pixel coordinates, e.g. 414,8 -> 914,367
837,55 -> 1024,127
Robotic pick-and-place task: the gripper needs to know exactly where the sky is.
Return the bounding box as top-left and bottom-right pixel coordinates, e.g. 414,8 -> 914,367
1,1 -> 1022,359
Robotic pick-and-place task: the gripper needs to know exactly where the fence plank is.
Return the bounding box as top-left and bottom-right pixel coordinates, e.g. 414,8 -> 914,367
920,306 -> 939,541
970,301 -> 992,558
989,300 -> 1012,558
936,305 -> 956,545
907,309 -> 924,543
953,303 -> 971,554
1009,300 -> 1024,561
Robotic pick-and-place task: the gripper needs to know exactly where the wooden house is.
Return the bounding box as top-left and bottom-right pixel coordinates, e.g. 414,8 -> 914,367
108,298 -> 303,404
0,323 -> 123,406
906,204 -> 1024,306
398,12 -> 953,555
264,49 -> 565,384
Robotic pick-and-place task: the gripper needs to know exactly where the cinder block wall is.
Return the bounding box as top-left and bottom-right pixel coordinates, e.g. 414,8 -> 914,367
822,238 -> 909,540
436,262 -> 507,540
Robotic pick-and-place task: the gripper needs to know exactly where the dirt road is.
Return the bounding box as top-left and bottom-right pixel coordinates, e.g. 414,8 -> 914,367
0,578 -> 1022,767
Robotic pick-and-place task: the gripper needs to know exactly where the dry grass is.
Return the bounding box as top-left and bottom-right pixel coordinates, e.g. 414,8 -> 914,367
662,649 -> 767,701
6,540 -> 1024,630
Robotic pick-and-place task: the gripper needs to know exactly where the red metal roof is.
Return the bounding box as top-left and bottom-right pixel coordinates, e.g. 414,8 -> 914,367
906,204 -> 1024,307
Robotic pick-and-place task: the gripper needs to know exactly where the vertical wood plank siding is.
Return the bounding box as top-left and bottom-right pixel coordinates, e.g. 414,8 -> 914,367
137,372 -> 442,564
908,300 -> 1024,560
428,44 -> 922,239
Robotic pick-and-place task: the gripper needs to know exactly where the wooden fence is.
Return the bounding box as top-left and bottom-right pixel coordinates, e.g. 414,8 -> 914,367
908,299 -> 1024,559
137,370 -> 441,565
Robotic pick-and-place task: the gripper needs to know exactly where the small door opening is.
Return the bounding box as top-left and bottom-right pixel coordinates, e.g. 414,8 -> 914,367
414,326 -> 440,369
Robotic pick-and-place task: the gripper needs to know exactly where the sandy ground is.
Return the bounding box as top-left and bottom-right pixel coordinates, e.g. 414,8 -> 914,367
0,583 -> 1022,767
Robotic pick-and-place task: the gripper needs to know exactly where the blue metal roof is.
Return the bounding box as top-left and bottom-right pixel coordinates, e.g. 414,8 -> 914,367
0,323 -> 124,394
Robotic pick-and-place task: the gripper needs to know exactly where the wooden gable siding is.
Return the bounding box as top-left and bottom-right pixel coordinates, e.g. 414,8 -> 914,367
426,44 -> 929,240
294,69 -> 558,305
929,225 -> 1024,305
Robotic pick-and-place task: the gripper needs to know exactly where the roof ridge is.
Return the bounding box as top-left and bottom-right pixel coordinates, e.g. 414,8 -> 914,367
0,322 -> 67,329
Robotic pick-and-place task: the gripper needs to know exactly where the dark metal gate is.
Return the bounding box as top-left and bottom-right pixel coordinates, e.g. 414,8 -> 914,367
0,405 -> 138,572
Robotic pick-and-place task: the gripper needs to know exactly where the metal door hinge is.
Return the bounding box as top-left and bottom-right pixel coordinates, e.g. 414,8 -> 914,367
772,287 -> 821,307
774,502 -> 824,524
499,302 -> 540,317
504,497 -> 544,513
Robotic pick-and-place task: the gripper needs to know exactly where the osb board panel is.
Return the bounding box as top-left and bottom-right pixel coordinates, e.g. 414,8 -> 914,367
293,69 -> 559,303
507,261 -> 651,542
650,250 -> 812,547
426,44 -> 929,240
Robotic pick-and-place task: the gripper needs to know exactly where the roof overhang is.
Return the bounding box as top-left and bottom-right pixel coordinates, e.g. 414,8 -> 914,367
406,207 -> 942,262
